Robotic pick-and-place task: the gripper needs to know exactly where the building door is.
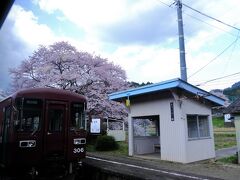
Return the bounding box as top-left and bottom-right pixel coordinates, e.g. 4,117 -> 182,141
45,102 -> 67,157
132,115 -> 160,155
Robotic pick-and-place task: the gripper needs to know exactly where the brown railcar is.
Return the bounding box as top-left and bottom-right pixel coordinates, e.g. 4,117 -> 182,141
0,88 -> 87,175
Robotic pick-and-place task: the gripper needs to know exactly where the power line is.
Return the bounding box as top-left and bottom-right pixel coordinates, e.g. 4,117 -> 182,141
182,3 -> 240,32
196,80 -> 240,87
197,82 -> 236,88
195,71 -> 240,86
192,75 -> 240,84
222,31 -> 240,74
154,0 -> 174,8
154,0 -> 240,84
182,12 -> 238,38
188,36 -> 240,79
154,0 -> 239,38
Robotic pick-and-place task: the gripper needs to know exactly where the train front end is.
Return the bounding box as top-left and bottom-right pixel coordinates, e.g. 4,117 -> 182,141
0,88 -> 88,176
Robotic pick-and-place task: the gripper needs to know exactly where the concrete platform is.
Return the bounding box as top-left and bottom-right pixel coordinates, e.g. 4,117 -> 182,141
83,152 -> 240,180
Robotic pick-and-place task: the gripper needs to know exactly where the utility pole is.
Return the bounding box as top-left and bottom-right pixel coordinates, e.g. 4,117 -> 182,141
175,0 -> 187,81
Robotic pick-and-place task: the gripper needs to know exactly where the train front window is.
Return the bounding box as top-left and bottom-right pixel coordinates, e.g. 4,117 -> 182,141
71,103 -> 85,130
15,98 -> 42,132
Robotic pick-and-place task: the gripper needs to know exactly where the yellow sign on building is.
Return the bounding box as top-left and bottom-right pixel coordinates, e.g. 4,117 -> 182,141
126,99 -> 130,107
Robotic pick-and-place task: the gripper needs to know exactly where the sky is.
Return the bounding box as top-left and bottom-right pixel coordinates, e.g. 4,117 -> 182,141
0,0 -> 240,92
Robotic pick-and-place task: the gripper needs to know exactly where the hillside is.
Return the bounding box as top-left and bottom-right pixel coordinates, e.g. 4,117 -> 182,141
223,81 -> 240,102
211,81 -> 240,104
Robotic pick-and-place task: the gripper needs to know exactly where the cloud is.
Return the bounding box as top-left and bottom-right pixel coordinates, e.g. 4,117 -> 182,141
0,4 -> 56,90
98,6 -> 177,45
8,5 -> 56,47
34,0 -> 240,47
1,0 -> 240,92
106,45 -> 180,83
183,0 -> 240,34
34,0 -> 179,45
0,13 -> 28,90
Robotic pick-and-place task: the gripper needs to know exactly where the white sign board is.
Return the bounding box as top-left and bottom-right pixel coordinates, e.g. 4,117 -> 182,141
224,114 -> 232,122
90,118 -> 101,133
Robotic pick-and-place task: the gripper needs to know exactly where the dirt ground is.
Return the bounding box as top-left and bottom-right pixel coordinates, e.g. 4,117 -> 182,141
87,152 -> 240,180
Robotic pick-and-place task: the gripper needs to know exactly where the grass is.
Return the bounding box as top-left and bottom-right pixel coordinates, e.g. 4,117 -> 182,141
87,141 -> 128,156
214,127 -> 236,133
214,133 -> 236,150
212,116 -> 237,150
218,154 -> 238,164
212,117 -> 225,128
212,117 -> 235,133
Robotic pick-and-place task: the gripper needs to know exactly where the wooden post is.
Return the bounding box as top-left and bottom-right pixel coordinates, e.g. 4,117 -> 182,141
128,116 -> 133,156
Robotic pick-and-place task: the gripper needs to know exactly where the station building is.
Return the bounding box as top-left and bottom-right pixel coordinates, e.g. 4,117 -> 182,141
109,78 -> 224,163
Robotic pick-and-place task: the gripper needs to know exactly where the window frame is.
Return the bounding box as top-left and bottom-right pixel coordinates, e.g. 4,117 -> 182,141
187,114 -> 211,140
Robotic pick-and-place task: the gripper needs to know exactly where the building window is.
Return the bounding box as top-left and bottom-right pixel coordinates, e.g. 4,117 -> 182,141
187,115 -> 210,139
133,115 -> 159,137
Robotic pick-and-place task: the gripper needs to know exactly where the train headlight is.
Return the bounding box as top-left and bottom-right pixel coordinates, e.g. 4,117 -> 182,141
73,138 -> 86,145
28,140 -> 36,147
19,140 -> 36,148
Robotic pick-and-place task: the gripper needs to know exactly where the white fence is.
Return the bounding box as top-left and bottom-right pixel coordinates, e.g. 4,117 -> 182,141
107,130 -> 126,142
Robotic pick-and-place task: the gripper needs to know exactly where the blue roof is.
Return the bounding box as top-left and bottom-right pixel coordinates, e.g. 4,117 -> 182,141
109,78 -> 224,106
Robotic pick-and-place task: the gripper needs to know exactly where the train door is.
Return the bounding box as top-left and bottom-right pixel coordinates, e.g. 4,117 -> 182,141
45,101 -> 67,157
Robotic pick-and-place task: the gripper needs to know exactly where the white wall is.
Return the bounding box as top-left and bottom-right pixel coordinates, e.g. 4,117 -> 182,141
130,97 -> 187,163
134,137 -> 159,154
182,99 -> 215,163
158,99 -> 187,163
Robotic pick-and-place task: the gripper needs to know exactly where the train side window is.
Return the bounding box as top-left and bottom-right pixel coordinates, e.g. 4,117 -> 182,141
4,106 -> 11,128
2,106 -> 11,142
13,106 -> 19,127
71,103 -> 85,130
48,109 -> 63,132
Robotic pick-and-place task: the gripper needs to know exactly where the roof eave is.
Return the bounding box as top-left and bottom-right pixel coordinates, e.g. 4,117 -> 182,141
109,78 -> 180,100
178,82 -> 224,106
109,78 -> 225,107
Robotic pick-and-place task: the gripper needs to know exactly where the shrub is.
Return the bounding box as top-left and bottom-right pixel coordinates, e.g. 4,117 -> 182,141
95,135 -> 119,151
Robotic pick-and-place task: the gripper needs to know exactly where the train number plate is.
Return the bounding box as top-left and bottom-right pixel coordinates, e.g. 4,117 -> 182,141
73,147 -> 84,154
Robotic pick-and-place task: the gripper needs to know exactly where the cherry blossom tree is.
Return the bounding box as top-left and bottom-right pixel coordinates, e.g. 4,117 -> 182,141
0,89 -> 6,100
10,41 -> 128,118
